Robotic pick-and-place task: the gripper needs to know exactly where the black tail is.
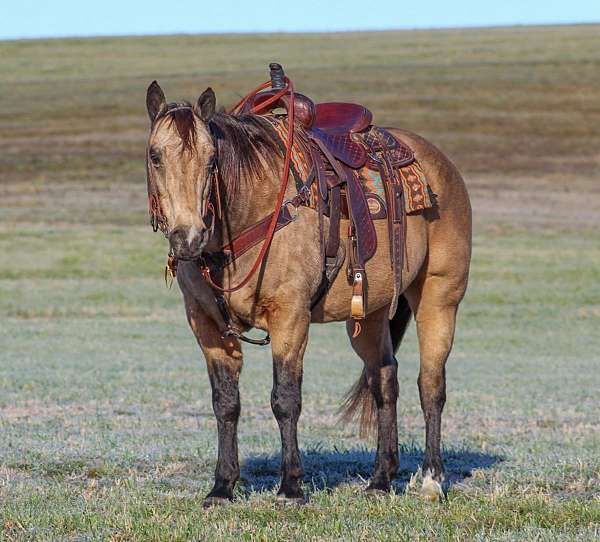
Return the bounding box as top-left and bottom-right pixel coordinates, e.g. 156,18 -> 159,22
390,294 -> 413,353
340,296 -> 413,437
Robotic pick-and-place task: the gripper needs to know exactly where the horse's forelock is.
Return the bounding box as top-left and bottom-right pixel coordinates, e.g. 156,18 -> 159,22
151,102 -> 198,155
165,104 -> 197,154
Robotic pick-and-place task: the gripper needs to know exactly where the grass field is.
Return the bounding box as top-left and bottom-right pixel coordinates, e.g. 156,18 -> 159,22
1,25 -> 600,541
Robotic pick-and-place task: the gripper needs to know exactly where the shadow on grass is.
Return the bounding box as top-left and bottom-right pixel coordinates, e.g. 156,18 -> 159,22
241,444 -> 502,494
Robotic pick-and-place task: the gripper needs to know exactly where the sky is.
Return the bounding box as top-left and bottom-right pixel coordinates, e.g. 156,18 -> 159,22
2,0 -> 599,40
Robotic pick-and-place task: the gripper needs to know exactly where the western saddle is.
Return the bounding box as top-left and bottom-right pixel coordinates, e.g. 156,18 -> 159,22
235,64 -> 412,323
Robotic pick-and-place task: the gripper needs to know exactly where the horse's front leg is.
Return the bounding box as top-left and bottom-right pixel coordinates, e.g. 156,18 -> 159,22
269,305 -> 310,503
182,292 -> 243,507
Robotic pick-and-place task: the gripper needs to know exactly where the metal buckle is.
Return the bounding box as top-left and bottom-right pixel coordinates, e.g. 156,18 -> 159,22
164,251 -> 177,289
299,184 -> 311,201
281,186 -> 310,221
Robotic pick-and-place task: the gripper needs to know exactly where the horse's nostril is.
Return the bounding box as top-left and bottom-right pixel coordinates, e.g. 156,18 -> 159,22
168,226 -> 206,259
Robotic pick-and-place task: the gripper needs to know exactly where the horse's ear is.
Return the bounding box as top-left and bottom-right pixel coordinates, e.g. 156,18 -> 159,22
146,80 -> 166,123
195,87 -> 216,122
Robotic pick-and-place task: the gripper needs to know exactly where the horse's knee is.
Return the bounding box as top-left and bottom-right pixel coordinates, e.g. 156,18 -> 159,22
209,362 -> 241,422
271,367 -> 302,421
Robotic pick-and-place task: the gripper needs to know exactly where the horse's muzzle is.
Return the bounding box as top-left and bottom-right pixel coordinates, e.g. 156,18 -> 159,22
168,225 -> 206,260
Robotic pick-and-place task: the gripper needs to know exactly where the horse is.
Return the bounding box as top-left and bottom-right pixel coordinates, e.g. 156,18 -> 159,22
144,78 -> 471,506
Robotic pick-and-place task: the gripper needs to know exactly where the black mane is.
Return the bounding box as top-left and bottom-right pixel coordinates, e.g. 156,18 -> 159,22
209,112 -> 282,201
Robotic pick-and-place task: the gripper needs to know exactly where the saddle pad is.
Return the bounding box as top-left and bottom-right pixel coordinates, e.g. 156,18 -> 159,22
358,160 -> 435,215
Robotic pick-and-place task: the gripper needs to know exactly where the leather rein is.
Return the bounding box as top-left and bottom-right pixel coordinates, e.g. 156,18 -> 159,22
148,77 -> 303,345
200,76 -> 297,293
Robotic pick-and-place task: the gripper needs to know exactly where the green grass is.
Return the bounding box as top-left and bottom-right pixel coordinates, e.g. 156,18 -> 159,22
1,25 -> 600,541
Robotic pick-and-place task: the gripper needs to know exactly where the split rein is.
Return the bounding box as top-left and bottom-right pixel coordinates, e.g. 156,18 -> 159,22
147,77 -> 298,345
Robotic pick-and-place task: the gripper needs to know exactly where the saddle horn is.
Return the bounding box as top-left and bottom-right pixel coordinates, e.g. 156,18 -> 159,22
269,62 -> 286,89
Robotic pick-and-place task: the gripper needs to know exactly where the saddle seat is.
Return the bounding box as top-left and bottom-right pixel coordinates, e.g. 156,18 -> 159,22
313,102 -> 372,134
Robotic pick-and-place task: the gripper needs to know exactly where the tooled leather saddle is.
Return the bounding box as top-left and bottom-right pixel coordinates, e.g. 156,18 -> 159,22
240,64 -> 413,321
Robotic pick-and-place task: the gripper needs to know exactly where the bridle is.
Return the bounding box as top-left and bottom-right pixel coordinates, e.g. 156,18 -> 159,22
146,107 -> 221,239
147,77 -> 296,292
197,153 -> 222,241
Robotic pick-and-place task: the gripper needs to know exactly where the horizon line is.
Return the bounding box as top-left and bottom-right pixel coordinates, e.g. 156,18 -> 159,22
2,20 -> 598,43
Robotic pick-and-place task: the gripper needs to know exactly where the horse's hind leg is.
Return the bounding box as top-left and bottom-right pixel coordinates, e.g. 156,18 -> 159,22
345,306 -> 401,494
405,275 -> 465,499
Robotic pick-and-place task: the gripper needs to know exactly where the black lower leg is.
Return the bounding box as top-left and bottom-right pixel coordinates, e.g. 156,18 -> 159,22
368,360 -> 399,492
418,371 -> 446,480
206,363 -> 241,501
271,362 -> 304,500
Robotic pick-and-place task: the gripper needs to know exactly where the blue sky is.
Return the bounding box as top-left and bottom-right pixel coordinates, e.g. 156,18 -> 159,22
2,0 -> 599,40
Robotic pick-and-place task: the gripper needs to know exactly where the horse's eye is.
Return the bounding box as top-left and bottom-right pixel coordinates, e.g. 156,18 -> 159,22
150,151 -> 162,168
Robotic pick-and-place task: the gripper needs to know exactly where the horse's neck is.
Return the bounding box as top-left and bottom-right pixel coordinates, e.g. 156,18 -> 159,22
216,159 -> 283,248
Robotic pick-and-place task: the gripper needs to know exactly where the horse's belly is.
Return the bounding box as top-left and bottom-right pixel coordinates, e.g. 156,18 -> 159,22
311,216 -> 427,323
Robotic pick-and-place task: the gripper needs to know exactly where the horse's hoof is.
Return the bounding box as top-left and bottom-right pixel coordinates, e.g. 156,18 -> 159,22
203,495 -> 232,508
276,494 -> 306,506
420,474 -> 443,503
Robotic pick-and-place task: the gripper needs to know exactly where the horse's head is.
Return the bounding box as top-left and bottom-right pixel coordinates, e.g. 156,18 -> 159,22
145,81 -> 217,260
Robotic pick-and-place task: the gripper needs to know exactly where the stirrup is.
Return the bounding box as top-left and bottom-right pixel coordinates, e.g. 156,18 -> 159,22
350,270 -> 367,320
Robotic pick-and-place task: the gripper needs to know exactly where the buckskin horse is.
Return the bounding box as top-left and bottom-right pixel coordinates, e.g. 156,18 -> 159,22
144,64 -> 471,506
